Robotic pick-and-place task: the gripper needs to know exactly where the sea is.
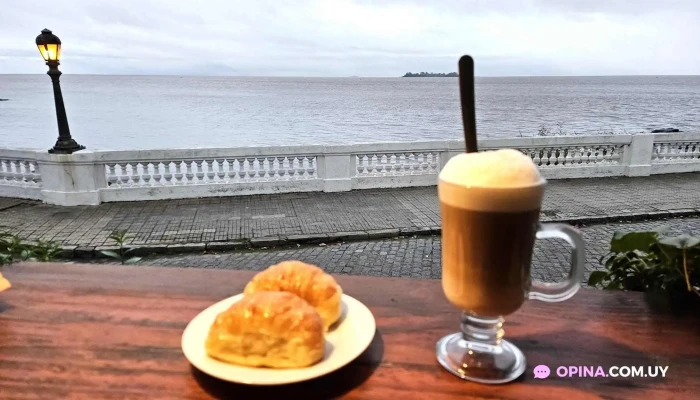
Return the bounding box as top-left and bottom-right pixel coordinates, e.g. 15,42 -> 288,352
1,75 -> 699,151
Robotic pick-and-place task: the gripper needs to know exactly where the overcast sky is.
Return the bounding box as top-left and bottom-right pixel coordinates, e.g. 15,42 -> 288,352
1,0 -> 699,76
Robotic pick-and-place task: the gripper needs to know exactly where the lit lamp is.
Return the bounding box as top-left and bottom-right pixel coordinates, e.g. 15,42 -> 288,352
36,28 -> 85,154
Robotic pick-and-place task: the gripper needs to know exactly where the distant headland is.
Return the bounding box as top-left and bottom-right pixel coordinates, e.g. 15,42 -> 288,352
402,72 -> 458,77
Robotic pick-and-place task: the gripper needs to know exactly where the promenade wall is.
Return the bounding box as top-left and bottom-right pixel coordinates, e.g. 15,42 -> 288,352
1,133 -> 698,206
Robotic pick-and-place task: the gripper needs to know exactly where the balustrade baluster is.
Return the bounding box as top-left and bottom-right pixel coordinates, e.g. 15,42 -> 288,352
611,147 -> 621,164
598,148 -> 609,164
546,149 -> 555,166
164,161 -> 173,184
22,161 -> 32,183
238,159 -> 246,179
0,160 -> 7,182
291,156 -> 298,177
152,163 -> 162,184
579,148 -> 589,164
206,160 -> 215,181
531,149 -> 541,166
226,159 -> 236,180
12,160 -> 22,182
32,163 -> 41,184
562,148 -> 573,165
245,158 -> 256,178
374,154 -> 385,174
297,156 -> 306,177
141,163 -> 151,184
305,156 -> 315,177
595,147 -> 604,163
681,143 -> 690,160
184,161 -> 193,182
275,157 -> 285,178
392,153 -> 401,173
193,161 -> 203,182
3,160 -> 13,182
217,159 -> 226,180
555,149 -> 564,165
105,164 -> 117,186
174,161 -> 184,183
132,163 -> 142,185
383,154 -> 393,173
356,155 -> 365,174
119,164 -> 131,185
420,153 -> 429,171
256,158 -> 266,179
364,155 -> 372,174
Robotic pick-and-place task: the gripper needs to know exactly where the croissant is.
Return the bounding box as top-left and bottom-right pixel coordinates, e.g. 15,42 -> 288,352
0,272 -> 9,292
244,261 -> 343,330
205,291 -> 324,368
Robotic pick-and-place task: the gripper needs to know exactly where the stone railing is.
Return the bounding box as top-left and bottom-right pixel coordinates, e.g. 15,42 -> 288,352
0,149 -> 43,200
650,133 -> 700,173
1,133 -> 698,206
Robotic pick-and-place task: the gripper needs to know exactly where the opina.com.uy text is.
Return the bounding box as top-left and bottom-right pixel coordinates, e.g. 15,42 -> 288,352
533,365 -> 669,379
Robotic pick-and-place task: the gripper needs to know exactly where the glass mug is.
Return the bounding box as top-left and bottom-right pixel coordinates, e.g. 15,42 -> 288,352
435,175 -> 584,384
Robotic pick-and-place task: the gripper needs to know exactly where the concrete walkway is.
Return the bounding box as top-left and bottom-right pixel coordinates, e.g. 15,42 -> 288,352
1,173 -> 699,256
92,216 -> 700,284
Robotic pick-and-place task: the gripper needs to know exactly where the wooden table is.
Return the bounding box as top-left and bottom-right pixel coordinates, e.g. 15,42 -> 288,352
1,263 -> 698,400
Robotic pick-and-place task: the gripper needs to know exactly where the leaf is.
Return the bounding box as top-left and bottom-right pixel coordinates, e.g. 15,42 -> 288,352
658,234 -> 700,250
124,257 -> 142,265
610,231 -> 659,253
100,250 -> 121,260
588,270 -> 609,287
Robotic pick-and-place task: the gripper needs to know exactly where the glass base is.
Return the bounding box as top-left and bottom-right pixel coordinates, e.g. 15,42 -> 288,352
436,332 -> 526,384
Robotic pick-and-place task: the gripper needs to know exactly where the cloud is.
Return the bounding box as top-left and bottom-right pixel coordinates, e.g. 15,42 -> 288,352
1,0 -> 698,76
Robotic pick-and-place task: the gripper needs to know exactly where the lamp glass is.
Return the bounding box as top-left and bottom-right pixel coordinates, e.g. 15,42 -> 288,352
37,43 -> 61,62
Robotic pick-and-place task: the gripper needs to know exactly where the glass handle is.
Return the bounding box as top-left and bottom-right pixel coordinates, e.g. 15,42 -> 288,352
528,223 -> 585,302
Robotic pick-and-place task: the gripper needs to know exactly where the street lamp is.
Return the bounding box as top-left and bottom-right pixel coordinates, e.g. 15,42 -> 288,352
36,28 -> 85,154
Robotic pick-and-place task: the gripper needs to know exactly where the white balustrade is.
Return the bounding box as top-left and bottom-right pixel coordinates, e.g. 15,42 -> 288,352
652,141 -> 700,163
519,144 -> 624,167
0,158 -> 41,186
1,132 -> 699,206
355,152 -> 440,176
104,156 -> 317,188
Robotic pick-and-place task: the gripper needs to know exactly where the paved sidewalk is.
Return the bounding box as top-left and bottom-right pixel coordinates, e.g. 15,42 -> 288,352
129,216 -> 700,285
1,173 -> 699,256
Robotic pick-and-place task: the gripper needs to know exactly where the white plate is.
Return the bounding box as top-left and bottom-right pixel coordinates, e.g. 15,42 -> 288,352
182,293 -> 376,385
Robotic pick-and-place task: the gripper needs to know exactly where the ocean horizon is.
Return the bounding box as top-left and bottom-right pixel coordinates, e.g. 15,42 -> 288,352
2,74 -> 699,150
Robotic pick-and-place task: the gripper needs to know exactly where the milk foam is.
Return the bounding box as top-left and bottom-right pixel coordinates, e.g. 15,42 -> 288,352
439,149 -> 541,188
438,149 -> 544,212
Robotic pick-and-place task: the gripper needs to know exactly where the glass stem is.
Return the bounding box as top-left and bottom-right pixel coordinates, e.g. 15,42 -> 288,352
460,312 -> 504,346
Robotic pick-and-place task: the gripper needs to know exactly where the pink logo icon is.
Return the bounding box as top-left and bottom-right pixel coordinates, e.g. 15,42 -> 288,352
534,365 -> 550,379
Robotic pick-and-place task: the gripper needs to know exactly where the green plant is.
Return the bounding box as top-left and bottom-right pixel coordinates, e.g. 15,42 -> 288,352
32,240 -> 63,262
588,228 -> 700,299
101,230 -> 142,265
1,230 -> 61,265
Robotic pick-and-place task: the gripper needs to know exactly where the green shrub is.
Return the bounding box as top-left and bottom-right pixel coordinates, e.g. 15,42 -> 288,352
0,229 -> 61,266
589,228 -> 699,299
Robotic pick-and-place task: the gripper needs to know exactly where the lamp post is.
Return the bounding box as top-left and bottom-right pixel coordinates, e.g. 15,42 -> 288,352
35,28 -> 85,154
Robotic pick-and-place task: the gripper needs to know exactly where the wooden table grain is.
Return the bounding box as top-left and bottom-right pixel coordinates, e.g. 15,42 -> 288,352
0,263 -> 698,400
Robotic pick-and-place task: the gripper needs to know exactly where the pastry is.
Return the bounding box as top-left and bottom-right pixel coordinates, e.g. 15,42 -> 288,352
244,261 -> 342,329
0,272 -> 9,292
205,291 -> 324,368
